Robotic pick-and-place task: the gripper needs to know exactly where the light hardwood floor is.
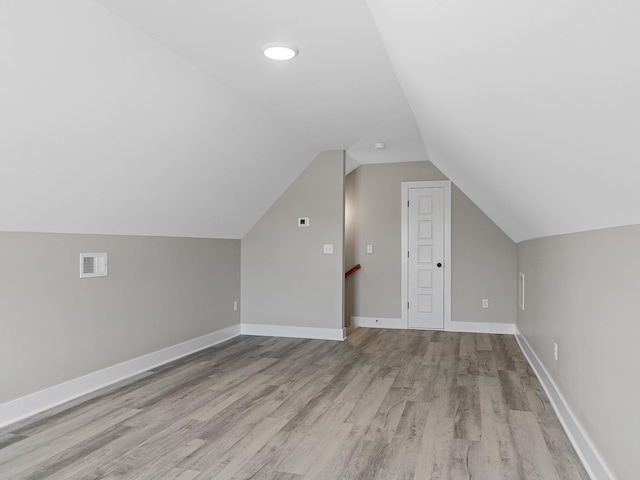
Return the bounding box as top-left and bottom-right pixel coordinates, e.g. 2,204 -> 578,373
0,329 -> 589,479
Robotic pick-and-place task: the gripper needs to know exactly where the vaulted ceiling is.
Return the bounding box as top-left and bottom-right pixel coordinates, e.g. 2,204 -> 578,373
1,0 -> 638,242
368,0 -> 640,242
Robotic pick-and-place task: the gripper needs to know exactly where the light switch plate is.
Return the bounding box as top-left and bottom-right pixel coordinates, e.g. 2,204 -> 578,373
367,244 -> 374,254
323,244 -> 333,254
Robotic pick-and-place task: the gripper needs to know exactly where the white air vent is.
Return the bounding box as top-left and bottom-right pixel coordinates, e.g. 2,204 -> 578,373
80,253 -> 108,278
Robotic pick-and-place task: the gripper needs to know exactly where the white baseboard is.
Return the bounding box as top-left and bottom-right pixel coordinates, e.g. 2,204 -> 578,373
446,321 -> 515,335
351,316 -> 406,329
0,324 -> 241,430
352,317 -> 515,335
515,327 -> 614,480
241,323 -> 345,341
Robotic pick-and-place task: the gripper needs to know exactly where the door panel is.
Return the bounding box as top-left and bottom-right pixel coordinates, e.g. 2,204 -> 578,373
408,187 -> 444,329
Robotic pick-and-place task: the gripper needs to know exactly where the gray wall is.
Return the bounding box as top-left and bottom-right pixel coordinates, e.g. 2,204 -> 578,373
452,184 -> 516,324
0,232 -> 240,404
345,161 -> 516,324
241,151 -> 345,330
517,225 -> 640,480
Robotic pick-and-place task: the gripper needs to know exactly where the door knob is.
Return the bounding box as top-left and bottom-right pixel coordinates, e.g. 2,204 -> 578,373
437,262 -> 442,268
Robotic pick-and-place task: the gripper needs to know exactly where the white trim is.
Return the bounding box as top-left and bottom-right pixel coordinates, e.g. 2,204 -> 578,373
401,181 -> 451,332
351,317 -> 514,335
0,325 -> 241,429
447,321 -> 515,335
351,316 -> 406,329
241,323 -> 345,341
515,327 -> 615,480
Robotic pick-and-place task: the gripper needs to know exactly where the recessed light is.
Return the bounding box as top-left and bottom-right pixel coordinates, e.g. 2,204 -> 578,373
262,42 -> 298,61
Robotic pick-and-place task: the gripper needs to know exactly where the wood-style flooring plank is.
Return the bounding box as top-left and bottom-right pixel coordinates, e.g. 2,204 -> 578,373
509,409 -> 562,480
192,417 -> 288,480
302,422 -> 355,480
538,422 -> 591,480
0,407 -> 140,479
377,401 -> 431,479
412,409 -> 455,480
0,329 -> 589,480
166,469 -> 201,480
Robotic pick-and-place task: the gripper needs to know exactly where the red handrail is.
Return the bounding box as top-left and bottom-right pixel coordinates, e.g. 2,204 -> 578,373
345,264 -> 361,278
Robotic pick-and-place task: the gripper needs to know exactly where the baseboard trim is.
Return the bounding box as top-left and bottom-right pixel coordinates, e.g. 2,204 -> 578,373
515,327 -> 615,480
351,317 -> 515,335
241,324 -> 345,341
0,324 -> 241,430
446,321 -> 515,335
351,316 -> 406,329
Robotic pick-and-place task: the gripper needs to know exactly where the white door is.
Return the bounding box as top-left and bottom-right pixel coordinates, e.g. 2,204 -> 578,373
407,187 -> 444,329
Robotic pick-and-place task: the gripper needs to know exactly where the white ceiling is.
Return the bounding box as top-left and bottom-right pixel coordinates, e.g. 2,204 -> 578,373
2,0 -> 639,241
94,0 -> 428,165
0,0 -> 317,238
368,0 -> 640,242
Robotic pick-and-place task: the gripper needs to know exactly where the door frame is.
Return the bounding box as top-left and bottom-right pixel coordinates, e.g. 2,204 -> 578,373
401,180 -> 451,330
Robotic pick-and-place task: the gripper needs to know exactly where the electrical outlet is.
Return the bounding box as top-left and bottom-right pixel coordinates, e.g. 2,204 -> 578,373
482,299 -> 489,309
233,301 -> 238,312
554,342 -> 558,361
367,244 -> 374,254
323,244 -> 333,254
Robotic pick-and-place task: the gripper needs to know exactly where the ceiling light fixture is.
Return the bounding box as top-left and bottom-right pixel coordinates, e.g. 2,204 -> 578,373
374,142 -> 386,150
262,43 -> 298,61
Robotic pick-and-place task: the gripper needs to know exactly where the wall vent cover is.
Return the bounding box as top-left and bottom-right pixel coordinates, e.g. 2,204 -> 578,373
80,253 -> 108,278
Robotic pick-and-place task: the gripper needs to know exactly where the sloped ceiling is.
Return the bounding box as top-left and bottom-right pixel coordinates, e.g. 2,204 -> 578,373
368,0 -> 640,242
94,0 -> 427,165
2,1 -> 639,242
0,1 -> 315,238
0,0 -> 426,239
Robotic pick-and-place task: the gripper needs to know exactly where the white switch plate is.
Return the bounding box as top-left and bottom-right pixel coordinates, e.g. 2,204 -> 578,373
367,244 -> 374,254
482,299 -> 489,308
323,244 -> 333,254
233,301 -> 238,311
